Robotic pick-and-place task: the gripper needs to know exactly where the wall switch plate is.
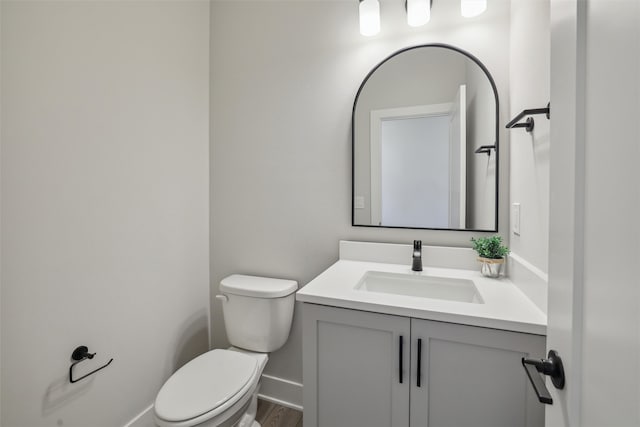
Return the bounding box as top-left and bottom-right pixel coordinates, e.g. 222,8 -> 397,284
355,196 -> 365,209
513,203 -> 521,236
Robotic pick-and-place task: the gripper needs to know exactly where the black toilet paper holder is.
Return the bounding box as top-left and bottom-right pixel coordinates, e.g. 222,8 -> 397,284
69,345 -> 113,384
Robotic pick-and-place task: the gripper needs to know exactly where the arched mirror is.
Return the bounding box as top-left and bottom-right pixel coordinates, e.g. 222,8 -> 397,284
352,44 -> 499,231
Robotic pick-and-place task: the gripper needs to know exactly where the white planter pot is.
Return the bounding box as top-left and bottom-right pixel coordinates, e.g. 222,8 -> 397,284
477,257 -> 505,278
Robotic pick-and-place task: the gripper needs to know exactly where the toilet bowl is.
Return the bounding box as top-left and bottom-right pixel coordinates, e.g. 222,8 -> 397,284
153,275 -> 297,427
154,348 -> 267,427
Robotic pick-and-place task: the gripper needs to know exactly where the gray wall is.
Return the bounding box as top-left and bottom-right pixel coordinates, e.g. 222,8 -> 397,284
210,0 -> 512,388
1,1 -> 210,425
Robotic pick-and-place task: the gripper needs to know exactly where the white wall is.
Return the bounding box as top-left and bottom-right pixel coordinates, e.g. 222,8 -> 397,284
1,1 -> 210,426
508,0 -> 550,274
504,0 -> 550,313
210,0 -> 512,405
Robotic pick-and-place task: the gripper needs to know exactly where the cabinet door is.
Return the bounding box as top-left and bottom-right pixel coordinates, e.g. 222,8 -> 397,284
303,304 -> 410,427
410,319 -> 545,427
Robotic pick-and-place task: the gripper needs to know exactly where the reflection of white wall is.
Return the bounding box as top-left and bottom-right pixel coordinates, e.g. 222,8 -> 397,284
466,61 -> 497,229
380,116 -> 450,228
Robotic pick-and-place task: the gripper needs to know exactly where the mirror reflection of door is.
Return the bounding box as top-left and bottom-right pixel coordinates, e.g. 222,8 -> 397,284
370,85 -> 466,228
449,85 -> 466,229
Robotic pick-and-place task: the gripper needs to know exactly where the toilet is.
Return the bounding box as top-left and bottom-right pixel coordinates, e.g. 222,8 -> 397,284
153,275 -> 298,427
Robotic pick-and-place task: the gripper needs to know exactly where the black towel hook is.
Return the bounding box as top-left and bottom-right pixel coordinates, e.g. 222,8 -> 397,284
474,144 -> 497,156
506,102 -> 551,132
69,345 -> 113,384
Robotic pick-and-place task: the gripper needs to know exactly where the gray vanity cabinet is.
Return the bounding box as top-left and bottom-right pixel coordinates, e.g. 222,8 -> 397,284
302,303 -> 545,427
410,318 -> 545,427
302,303 -> 410,427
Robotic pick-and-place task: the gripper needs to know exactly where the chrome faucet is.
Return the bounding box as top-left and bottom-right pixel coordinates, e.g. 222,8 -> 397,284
412,240 -> 423,272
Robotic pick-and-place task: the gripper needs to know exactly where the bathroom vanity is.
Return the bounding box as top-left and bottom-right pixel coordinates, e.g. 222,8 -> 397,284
297,241 -> 546,427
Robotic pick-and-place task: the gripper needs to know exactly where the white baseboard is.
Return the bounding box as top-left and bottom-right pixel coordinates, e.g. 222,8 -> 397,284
258,374 -> 303,411
123,404 -> 155,427
507,253 -> 548,315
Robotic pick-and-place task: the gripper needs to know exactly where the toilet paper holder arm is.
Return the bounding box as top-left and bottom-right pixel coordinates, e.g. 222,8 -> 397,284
69,345 -> 114,384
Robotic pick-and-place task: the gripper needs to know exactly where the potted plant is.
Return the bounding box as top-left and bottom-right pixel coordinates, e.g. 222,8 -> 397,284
471,236 -> 510,278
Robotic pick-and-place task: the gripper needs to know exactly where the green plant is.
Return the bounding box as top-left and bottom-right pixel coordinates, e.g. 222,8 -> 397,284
471,236 -> 510,259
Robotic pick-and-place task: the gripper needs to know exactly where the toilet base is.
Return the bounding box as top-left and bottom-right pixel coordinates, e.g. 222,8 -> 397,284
234,414 -> 259,427
233,387 -> 259,427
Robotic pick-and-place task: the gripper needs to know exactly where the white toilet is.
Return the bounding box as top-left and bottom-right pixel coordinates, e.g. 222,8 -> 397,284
154,274 -> 298,427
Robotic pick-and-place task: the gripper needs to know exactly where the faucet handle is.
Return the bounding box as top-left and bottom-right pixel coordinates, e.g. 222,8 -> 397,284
413,240 -> 422,251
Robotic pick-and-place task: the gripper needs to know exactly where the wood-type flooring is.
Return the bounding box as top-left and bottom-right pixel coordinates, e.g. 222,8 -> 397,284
255,399 -> 303,427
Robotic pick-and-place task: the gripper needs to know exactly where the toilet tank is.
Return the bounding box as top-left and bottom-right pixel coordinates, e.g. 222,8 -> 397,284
218,275 -> 298,353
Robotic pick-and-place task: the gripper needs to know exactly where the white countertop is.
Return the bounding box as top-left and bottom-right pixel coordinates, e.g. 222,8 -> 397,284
296,259 -> 547,336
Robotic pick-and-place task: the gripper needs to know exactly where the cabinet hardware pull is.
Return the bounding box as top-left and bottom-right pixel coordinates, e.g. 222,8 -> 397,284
417,338 -> 422,387
522,350 -> 565,405
399,335 -> 403,384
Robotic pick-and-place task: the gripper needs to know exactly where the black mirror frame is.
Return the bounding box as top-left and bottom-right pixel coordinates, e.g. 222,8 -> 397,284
351,43 -> 500,232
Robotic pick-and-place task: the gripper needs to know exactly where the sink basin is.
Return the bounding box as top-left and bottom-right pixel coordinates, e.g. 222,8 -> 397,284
355,271 -> 484,304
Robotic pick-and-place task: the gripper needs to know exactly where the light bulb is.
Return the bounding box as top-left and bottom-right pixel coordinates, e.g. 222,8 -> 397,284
407,0 -> 430,27
359,0 -> 380,36
461,0 -> 487,18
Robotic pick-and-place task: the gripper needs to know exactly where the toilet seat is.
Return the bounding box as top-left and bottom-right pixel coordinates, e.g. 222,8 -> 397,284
154,349 -> 259,425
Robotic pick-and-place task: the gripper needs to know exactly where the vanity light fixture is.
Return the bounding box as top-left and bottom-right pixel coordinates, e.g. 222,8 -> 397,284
359,0 -> 485,36
407,0 -> 431,27
359,0 -> 381,36
461,0 -> 487,18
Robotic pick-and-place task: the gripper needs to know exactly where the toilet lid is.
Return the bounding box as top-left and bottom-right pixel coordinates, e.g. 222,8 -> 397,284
220,274 -> 298,298
154,349 -> 258,422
